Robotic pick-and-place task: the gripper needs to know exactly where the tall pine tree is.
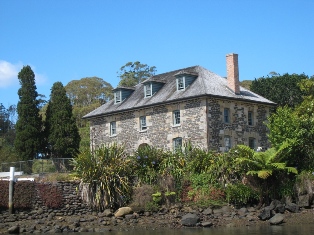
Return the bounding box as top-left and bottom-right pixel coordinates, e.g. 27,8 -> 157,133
45,82 -> 80,158
15,66 -> 43,160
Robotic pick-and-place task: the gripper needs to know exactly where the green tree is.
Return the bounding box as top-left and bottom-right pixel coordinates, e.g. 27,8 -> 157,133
240,80 -> 252,90
251,73 -> 309,107
232,145 -> 297,205
15,66 -> 43,160
117,61 -> 156,87
45,82 -> 80,158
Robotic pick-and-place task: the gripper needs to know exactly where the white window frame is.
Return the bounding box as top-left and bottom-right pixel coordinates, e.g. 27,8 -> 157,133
114,90 -> 121,104
144,83 -> 152,97
224,108 -> 230,123
173,110 -> 180,126
173,137 -> 182,151
249,137 -> 255,150
248,111 -> 254,126
140,116 -> 147,131
177,77 -> 185,90
224,135 -> 231,152
110,121 -> 116,136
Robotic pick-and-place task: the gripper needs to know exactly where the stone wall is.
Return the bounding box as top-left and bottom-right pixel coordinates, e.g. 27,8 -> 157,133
89,97 -> 272,153
207,97 -> 271,152
90,98 -> 208,153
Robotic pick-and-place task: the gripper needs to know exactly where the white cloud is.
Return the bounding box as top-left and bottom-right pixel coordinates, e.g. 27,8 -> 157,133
0,60 -> 22,88
0,61 -> 48,88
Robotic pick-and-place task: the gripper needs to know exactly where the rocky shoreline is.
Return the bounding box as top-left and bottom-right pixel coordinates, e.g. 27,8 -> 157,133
1,201 -> 314,234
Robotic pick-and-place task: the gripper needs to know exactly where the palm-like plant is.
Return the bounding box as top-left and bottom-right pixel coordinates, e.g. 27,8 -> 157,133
232,144 -> 297,205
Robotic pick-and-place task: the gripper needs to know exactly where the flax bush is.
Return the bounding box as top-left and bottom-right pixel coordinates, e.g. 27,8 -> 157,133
72,144 -> 133,211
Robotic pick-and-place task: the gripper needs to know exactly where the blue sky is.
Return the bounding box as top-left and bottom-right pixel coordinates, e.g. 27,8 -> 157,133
1,0 -> 313,108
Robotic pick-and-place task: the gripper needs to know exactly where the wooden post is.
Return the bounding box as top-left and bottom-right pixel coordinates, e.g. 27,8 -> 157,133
9,167 -> 15,214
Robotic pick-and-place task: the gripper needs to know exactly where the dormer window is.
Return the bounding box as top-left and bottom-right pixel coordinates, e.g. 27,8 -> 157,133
114,90 -> 122,104
144,83 -> 152,97
177,77 -> 185,90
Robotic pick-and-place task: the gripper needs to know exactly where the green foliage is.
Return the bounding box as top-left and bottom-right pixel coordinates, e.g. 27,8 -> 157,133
45,82 -> 80,158
32,159 -> 56,173
15,65 -> 43,160
132,145 -> 164,185
118,61 -> 157,87
232,145 -> 298,204
72,144 -> 133,210
251,73 -> 309,107
240,80 -> 252,90
65,77 -> 113,128
225,183 -> 259,206
152,191 -> 162,204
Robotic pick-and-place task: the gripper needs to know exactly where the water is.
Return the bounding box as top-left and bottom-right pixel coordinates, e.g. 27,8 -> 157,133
71,224 -> 314,235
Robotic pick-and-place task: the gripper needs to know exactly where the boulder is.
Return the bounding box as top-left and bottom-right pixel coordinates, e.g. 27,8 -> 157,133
285,202 -> 299,213
298,194 -> 310,207
202,208 -> 213,215
201,221 -> 213,227
114,207 -> 133,217
258,206 -> 272,221
181,213 -> 200,226
8,225 -> 20,234
269,213 -> 284,225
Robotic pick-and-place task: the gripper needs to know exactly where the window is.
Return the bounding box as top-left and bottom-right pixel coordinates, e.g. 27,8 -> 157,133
248,111 -> 254,126
173,137 -> 182,151
177,77 -> 185,90
144,84 -> 152,97
140,116 -> 147,131
110,121 -> 116,136
173,110 -> 180,125
224,136 -> 231,152
249,138 -> 255,150
224,108 -> 230,123
114,91 -> 121,104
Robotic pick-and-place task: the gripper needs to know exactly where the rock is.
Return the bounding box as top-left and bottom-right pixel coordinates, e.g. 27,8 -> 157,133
202,208 -> 213,215
114,207 -> 133,217
213,208 -> 223,215
298,195 -> 310,207
103,209 -> 113,217
221,205 -> 233,214
238,207 -> 248,216
275,203 -> 285,213
285,202 -> 299,213
269,213 -> 284,225
201,221 -> 213,227
181,213 -> 199,227
258,206 -> 272,220
37,208 -> 44,215
8,225 -> 20,234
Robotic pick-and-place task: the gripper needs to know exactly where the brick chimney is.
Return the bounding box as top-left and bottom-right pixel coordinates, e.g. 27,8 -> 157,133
226,53 -> 240,94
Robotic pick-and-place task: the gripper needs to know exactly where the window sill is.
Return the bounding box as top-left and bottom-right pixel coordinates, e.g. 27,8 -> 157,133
110,134 -> 117,138
172,124 -> 181,128
139,129 -> 147,133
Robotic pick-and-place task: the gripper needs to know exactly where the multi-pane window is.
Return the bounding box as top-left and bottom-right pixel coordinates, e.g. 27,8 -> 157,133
249,138 -> 255,150
248,111 -> 254,126
173,110 -> 180,125
110,121 -> 116,136
224,108 -> 230,123
224,136 -> 231,152
177,77 -> 185,90
173,137 -> 182,151
144,84 -> 152,97
140,116 -> 147,131
114,91 -> 121,104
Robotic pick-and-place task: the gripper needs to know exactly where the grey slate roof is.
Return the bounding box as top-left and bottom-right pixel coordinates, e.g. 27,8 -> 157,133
83,66 -> 276,119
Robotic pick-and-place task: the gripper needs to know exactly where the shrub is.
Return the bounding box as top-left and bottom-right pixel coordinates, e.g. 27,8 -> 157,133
72,144 -> 133,210
129,184 -> 155,212
225,183 -> 259,206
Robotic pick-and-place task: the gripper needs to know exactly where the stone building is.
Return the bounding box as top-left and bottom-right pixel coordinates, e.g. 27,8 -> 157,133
83,53 -> 276,153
